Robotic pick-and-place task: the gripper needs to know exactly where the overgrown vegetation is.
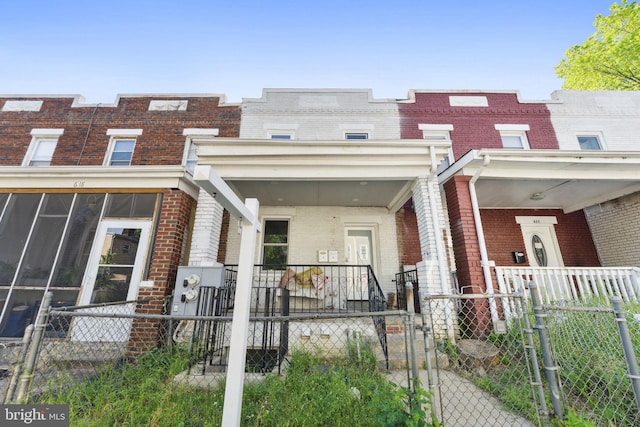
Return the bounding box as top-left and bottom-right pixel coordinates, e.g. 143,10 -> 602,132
34,344 -> 438,426
439,300 -> 640,426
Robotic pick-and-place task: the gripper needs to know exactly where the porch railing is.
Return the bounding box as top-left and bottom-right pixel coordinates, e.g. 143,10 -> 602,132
224,264 -> 387,314
191,264 -> 388,373
394,269 -> 420,313
494,266 -> 640,313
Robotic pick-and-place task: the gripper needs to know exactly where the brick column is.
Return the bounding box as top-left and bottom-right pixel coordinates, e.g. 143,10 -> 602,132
128,189 -> 196,355
188,188 -> 225,266
443,176 -> 492,338
412,176 -> 451,294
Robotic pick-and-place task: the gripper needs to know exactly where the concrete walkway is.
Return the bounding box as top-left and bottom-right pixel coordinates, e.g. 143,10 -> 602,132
393,368 -> 537,427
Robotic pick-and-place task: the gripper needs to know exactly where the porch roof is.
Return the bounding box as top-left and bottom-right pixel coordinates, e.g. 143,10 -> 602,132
0,165 -> 200,198
439,149 -> 640,213
193,138 -> 451,212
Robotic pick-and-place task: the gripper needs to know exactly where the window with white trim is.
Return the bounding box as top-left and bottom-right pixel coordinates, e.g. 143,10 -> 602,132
345,133 -> 368,140
105,129 -> 142,166
419,124 -> 454,173
577,134 -> 603,150
182,128 -> 219,173
107,139 -> 136,166
269,133 -> 293,140
23,129 -> 63,166
495,124 -> 530,149
183,139 -> 198,172
262,219 -> 289,269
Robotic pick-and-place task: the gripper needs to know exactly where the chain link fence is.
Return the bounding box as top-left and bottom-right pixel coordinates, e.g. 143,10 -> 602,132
3,288 -> 640,426
421,289 -> 640,427
1,295 -> 418,415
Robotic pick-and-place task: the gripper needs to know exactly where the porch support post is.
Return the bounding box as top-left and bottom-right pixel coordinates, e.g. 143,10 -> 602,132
412,176 -> 445,294
193,165 -> 261,427
413,172 -> 455,338
222,198 -> 259,427
189,188 -> 225,266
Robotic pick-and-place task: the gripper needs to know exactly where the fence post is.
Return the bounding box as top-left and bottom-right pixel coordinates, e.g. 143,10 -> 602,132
518,292 -> 550,426
15,292 -> 53,404
529,282 -> 564,421
405,283 -> 424,418
4,324 -> 34,403
611,296 -> 640,412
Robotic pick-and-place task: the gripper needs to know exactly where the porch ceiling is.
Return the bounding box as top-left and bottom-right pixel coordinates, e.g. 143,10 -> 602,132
440,149 -> 640,213
193,138 -> 451,211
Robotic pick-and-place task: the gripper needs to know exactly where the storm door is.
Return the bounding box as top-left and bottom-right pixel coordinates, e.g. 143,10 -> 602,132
71,220 -> 151,342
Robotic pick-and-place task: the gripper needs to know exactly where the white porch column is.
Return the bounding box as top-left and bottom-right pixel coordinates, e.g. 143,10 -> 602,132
188,188 -> 224,266
412,176 -> 452,295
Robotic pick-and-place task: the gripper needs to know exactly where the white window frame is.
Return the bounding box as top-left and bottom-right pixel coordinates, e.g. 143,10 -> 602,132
23,129 -> 64,166
495,124 -> 530,150
104,129 -> 143,166
576,132 -> 606,150
268,132 -> 293,140
419,124 -> 454,173
344,132 -> 369,140
182,128 -> 219,173
261,218 -> 290,268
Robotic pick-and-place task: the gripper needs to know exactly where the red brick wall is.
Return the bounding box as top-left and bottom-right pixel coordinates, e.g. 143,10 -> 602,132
0,96 -> 240,166
398,92 -> 559,159
480,208 -> 600,267
395,200 -> 422,267
129,189 -> 196,354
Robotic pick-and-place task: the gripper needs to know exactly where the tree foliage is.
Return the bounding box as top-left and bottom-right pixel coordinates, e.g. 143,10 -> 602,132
556,1 -> 640,90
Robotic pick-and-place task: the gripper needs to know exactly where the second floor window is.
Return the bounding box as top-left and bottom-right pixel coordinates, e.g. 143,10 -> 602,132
25,138 -> 57,166
107,138 -> 136,166
577,135 -> 603,150
345,133 -> 368,140
23,128 -> 63,166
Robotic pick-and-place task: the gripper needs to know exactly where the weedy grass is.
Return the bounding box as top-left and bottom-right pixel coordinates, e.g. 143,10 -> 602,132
442,298 -> 640,426
34,344 -> 438,426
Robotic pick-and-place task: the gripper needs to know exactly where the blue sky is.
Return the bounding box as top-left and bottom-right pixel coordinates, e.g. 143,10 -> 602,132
0,1 -> 615,103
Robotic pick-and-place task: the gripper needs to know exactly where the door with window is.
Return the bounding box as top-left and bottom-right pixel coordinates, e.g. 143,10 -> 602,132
72,220 -> 151,342
345,227 -> 376,300
519,224 -> 563,267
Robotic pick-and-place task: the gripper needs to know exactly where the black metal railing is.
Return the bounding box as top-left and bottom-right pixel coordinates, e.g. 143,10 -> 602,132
394,269 -> 420,314
192,264 -> 389,373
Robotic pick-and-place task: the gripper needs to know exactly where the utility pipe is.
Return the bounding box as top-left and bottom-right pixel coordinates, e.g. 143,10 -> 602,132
468,155 -> 499,325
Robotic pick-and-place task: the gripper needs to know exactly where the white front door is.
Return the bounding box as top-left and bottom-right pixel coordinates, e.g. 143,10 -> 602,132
516,217 -> 563,267
345,227 -> 376,300
72,220 -> 152,342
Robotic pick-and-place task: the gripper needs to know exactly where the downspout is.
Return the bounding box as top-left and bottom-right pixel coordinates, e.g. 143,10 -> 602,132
428,149 -> 454,338
468,154 -> 499,326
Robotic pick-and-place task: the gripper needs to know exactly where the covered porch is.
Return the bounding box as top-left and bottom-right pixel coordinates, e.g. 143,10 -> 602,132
440,149 -> 640,333
191,136 -> 453,299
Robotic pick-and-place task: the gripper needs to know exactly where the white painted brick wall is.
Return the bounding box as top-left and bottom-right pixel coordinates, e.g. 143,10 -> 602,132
549,90 -> 640,268
224,205 -> 401,295
240,89 -> 400,139
548,90 -> 640,150
412,176 -> 453,294
188,189 -> 224,266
